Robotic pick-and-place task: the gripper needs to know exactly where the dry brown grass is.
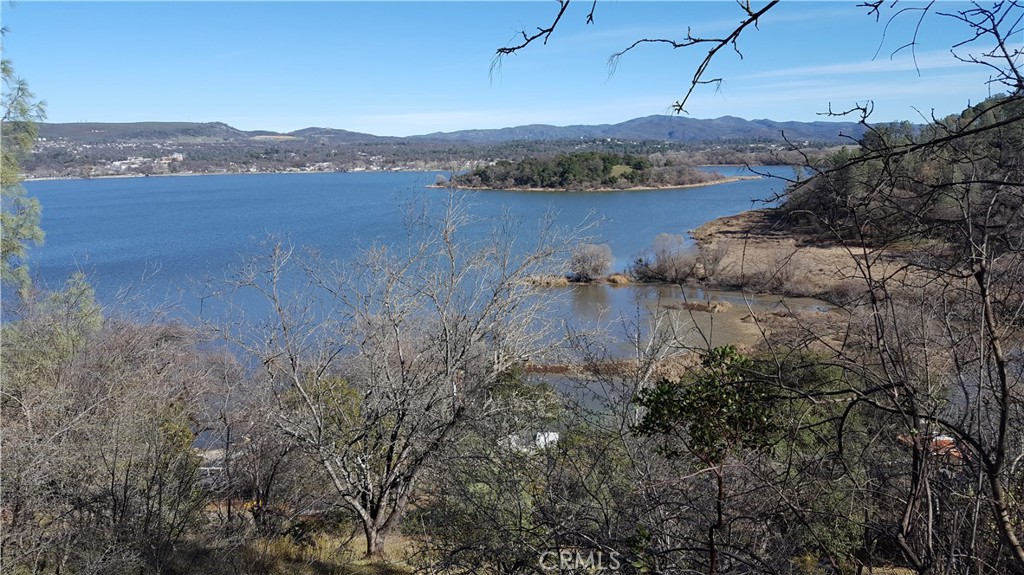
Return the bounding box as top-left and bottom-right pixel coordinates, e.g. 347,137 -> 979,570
199,531 -> 414,575
692,210 -> 875,298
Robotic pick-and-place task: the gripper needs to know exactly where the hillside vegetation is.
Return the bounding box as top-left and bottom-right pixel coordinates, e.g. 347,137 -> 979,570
26,119 -> 841,179
782,96 -> 1023,245
443,151 -> 722,190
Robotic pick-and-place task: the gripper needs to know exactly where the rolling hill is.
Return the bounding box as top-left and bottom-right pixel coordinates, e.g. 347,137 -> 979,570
38,115 -> 868,146
409,115 -> 867,144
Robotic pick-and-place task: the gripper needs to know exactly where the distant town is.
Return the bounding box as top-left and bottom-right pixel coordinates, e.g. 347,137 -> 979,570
25,116 -> 862,179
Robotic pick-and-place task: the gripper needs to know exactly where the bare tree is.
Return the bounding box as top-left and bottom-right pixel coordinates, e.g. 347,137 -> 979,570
630,233 -> 697,283
495,3 -> 1024,573
570,242 -> 613,281
787,96 -> 1024,573
219,194 -> 581,558
409,298 -> 698,574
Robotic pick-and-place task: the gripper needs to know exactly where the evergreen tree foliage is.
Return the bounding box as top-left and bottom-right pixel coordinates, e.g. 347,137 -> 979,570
1,55 -> 46,297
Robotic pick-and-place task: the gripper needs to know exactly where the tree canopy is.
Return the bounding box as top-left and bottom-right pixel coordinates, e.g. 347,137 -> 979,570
1,54 -> 46,297
445,151 -> 719,190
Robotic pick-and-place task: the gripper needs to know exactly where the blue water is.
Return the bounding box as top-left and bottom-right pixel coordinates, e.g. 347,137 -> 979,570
22,167 -> 792,316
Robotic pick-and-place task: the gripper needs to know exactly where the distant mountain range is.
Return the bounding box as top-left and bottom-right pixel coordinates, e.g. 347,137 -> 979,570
38,115 -> 867,145
410,115 -> 866,144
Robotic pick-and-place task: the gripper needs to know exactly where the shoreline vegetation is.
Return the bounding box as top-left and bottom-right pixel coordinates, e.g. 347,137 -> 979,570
520,205 -> 877,352
15,100 -> 1022,573
437,150 -> 742,192
530,206 -> 870,304
27,170 -> 760,187
521,206 -> 854,352
428,174 -> 760,193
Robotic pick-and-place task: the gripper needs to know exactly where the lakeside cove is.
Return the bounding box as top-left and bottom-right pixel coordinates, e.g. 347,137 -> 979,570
524,206 -> 849,353
23,167 -> 795,314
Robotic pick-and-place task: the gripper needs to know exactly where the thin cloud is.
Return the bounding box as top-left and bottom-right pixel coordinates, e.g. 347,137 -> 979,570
735,49 -> 982,80
683,70 -> 992,122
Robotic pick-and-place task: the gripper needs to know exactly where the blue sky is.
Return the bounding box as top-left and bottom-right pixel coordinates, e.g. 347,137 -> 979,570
2,1 -> 1012,136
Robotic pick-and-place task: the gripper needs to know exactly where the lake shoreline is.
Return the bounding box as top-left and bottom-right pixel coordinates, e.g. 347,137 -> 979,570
25,168 -> 798,323
688,207 -> 884,305
428,175 -> 761,193
23,167 -> 431,182
26,167 -> 774,184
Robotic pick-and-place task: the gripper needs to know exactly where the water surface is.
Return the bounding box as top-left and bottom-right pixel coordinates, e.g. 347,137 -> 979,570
23,167 -> 795,320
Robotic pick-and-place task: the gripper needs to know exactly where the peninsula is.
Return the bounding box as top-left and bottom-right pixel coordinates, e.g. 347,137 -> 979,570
434,151 -> 756,192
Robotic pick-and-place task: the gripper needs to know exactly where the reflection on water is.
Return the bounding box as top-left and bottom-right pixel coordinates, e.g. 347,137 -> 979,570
540,283 -> 834,410
559,279 -> 1004,428
569,283 -> 614,319
568,283 -> 826,318
24,168 -> 795,311
561,283 -> 830,353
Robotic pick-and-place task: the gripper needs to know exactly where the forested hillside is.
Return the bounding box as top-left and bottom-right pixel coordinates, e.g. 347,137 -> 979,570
26,119 -> 841,179
444,151 -> 722,190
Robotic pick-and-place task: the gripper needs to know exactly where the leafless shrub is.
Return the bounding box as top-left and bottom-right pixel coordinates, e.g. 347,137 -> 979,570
570,242 -> 613,281
699,242 -> 729,280
824,277 -> 867,305
759,247 -> 797,291
1,283 -> 218,573
631,233 -> 697,283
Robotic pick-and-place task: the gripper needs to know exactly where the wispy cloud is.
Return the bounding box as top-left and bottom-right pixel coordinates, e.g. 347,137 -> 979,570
734,48 -> 982,81
684,70 -> 993,122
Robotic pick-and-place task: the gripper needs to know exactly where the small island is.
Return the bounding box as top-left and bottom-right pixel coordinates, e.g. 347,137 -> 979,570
434,151 -> 758,192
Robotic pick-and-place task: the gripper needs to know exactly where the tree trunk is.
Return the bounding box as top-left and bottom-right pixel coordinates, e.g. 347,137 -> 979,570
710,466 -> 724,575
976,268 -> 1024,573
988,473 -> 1024,574
362,521 -> 389,559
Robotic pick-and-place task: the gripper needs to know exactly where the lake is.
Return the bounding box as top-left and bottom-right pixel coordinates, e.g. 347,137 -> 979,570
22,166 -> 797,324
